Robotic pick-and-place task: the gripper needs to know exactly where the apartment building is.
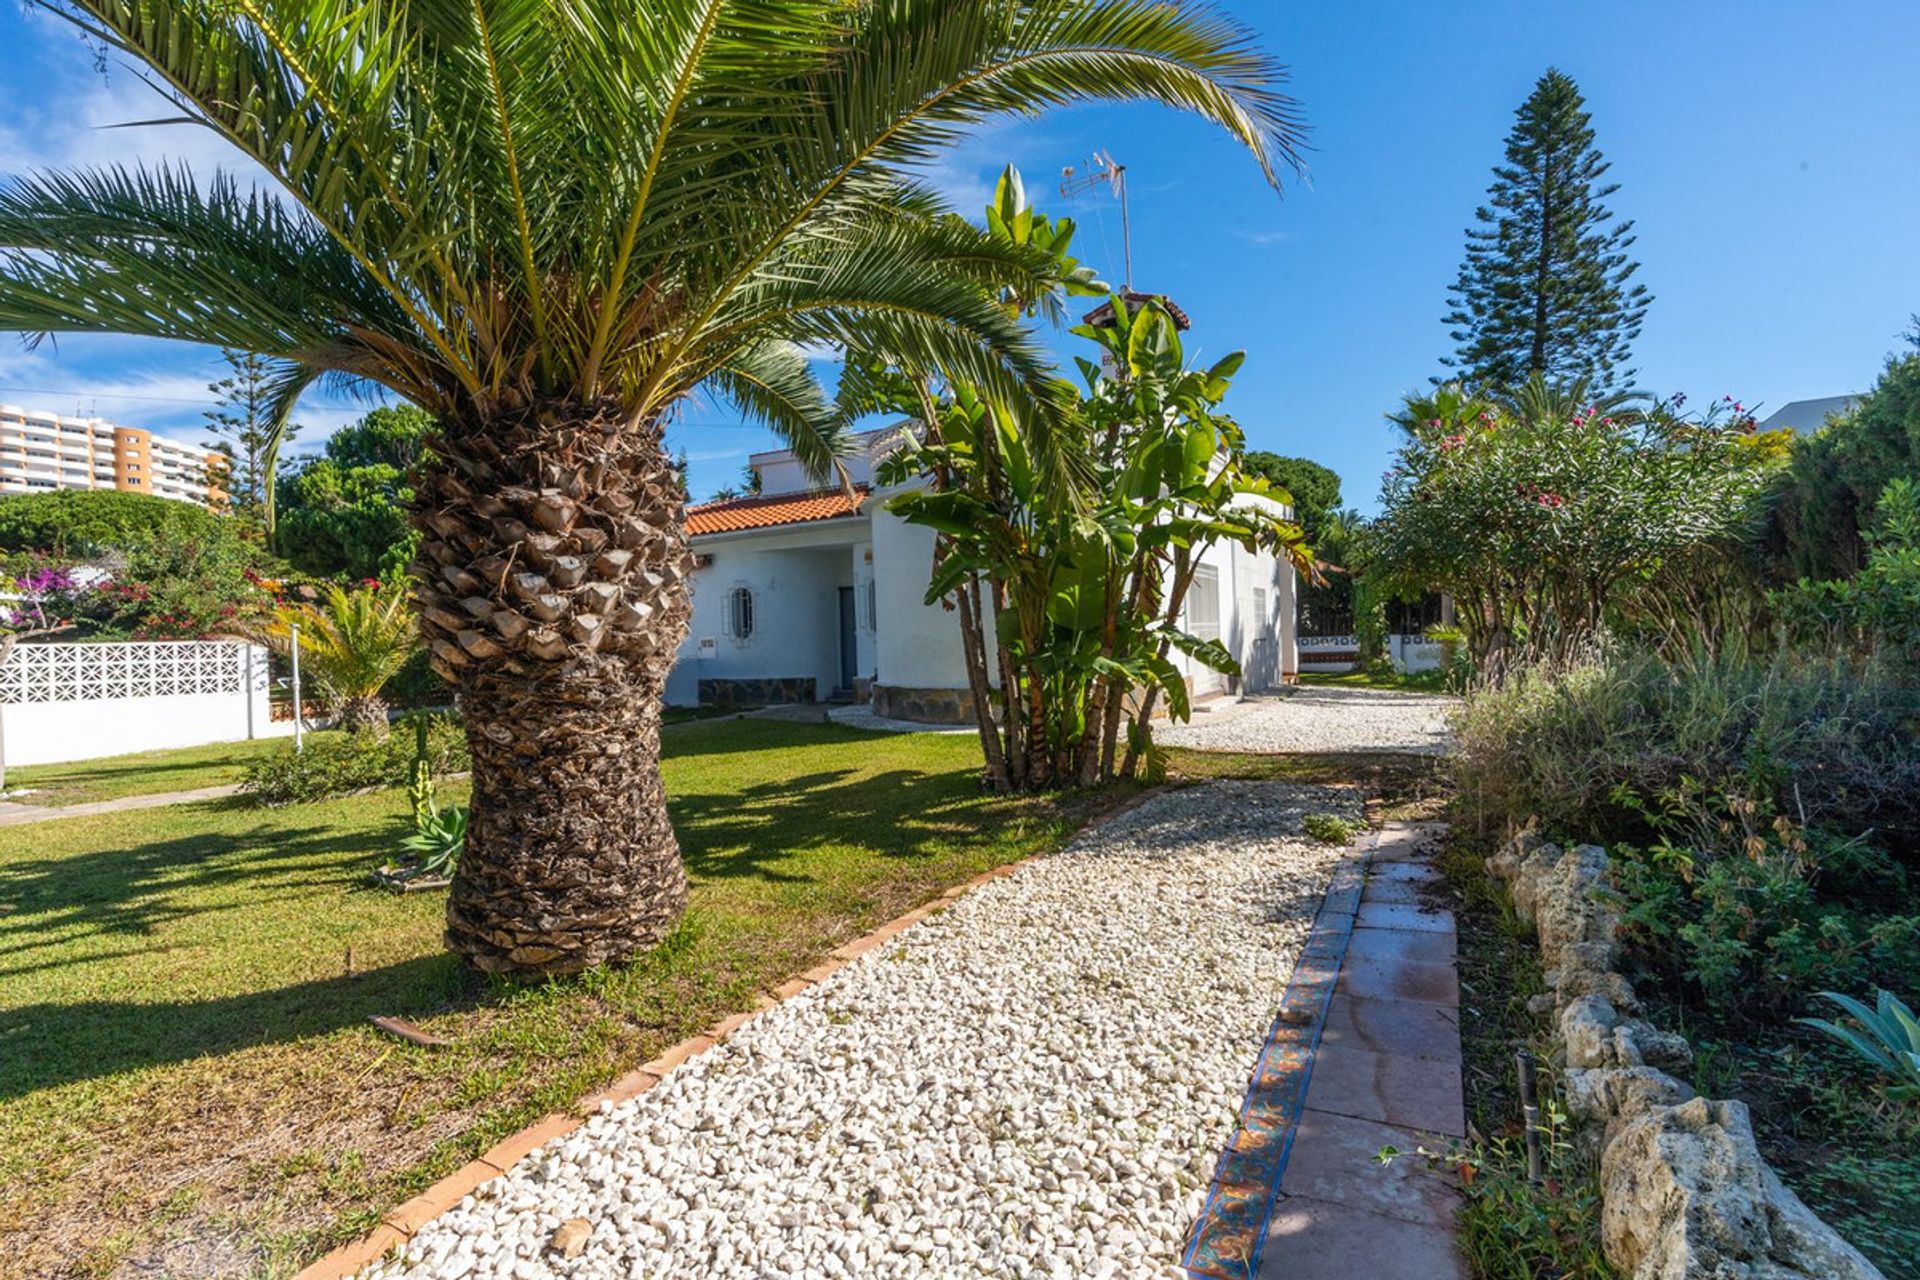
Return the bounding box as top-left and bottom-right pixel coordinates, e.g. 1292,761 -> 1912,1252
0,404 -> 226,508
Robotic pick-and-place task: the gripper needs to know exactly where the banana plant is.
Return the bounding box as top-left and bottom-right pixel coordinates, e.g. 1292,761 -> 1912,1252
883,289 -> 1310,789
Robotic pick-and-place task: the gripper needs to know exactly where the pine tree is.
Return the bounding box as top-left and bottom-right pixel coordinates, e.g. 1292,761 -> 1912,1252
202,348 -> 297,529
1442,69 -> 1650,393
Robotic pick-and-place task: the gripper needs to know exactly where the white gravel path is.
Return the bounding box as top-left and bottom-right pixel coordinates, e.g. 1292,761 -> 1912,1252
1155,685 -> 1456,755
365,782 -> 1358,1280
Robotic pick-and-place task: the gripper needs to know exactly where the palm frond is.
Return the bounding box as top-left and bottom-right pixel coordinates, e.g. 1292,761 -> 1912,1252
706,341 -> 845,482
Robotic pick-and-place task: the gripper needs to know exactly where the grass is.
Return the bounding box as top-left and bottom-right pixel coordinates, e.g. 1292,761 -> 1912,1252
1161,747 -> 1447,823
1298,667 -> 1454,694
0,719 -> 1128,1280
1435,829 -> 1616,1280
3,732 -> 347,806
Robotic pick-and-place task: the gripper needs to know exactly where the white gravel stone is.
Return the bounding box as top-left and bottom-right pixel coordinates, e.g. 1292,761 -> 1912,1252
363,782 -> 1358,1280
1155,685 -> 1455,755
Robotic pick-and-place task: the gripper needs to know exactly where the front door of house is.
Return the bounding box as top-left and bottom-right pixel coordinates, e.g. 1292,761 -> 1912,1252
837,586 -> 857,693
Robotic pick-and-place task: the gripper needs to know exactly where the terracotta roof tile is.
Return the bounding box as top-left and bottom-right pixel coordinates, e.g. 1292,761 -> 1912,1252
685,486 -> 868,536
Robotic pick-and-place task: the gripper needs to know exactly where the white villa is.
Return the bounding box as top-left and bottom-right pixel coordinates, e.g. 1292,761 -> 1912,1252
663,427 -> 1300,722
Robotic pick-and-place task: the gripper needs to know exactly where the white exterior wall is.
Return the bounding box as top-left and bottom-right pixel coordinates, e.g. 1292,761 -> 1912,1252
0,641 -> 273,767
749,426 -> 905,497
665,522 -> 867,705
869,502 -> 974,690
666,450 -> 1302,710
1173,538 -> 1295,697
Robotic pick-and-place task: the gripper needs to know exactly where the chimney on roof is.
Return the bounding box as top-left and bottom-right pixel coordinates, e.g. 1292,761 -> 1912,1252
1081,291 -> 1191,332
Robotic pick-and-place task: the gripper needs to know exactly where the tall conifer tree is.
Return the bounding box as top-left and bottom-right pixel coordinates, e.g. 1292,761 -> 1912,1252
1443,69 -> 1650,392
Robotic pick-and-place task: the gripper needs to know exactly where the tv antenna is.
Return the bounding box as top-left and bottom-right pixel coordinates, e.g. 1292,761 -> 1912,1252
1060,150 -> 1131,290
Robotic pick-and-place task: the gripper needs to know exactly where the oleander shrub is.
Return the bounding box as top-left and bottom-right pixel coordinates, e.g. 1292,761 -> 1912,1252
240,714 -> 468,806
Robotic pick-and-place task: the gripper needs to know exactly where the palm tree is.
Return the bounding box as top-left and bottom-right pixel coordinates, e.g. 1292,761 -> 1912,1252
0,0 -> 1304,974
263,582 -> 419,734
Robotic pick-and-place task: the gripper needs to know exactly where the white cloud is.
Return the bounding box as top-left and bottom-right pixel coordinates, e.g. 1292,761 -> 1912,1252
0,16 -> 271,187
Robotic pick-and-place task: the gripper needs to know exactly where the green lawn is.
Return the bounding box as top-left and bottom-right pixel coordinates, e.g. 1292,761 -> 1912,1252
1297,667 -> 1455,694
5,712 -> 735,808
5,732 -> 347,806
0,720 -> 1121,1279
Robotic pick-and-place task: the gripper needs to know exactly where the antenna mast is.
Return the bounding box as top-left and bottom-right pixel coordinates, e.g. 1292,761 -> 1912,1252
1059,150 -> 1130,290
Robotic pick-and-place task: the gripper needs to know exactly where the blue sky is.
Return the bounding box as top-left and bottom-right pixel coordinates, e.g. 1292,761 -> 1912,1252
2,1 -> 1916,512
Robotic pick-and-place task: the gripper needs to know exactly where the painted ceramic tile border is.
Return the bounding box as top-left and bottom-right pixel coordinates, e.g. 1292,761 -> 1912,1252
1180,829 -> 1375,1279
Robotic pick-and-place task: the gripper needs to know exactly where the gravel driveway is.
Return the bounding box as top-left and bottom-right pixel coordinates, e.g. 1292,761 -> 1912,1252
1155,685 -> 1456,755
364,782 -> 1357,1280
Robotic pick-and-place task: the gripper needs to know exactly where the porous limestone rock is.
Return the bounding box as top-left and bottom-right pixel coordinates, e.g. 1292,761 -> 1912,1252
1599,1097 -> 1883,1280
1565,1064 -> 1695,1129
1561,994 -> 1622,1068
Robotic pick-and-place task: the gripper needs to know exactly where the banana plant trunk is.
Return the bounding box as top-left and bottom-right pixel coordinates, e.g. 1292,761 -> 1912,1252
414,400 -> 693,975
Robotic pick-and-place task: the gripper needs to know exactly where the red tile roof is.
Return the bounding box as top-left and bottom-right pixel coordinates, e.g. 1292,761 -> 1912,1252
685,486 -> 869,536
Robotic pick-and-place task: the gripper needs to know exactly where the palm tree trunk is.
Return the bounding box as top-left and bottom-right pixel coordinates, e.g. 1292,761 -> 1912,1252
336,694 -> 391,735
415,399 -> 692,975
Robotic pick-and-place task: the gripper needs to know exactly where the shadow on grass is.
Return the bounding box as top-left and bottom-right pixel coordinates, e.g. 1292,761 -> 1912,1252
0,952 -> 469,1100
658,717 -> 911,760
671,764 -> 1006,885
0,721 -> 1014,1103
0,813 -> 408,953
17,755 -> 240,799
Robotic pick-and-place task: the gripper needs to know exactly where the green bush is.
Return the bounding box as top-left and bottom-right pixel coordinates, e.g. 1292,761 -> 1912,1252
239,715 -> 468,806
1449,646 -> 1920,846
1611,836 -> 1920,1014
1302,812 -> 1362,845
0,489 -> 222,557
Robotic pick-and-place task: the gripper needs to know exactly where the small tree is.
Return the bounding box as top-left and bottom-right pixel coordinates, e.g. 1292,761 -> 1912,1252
1242,452 -> 1340,542
1772,346 -> 1920,580
1442,69 -> 1650,393
276,405 -> 432,580
263,582 -> 419,734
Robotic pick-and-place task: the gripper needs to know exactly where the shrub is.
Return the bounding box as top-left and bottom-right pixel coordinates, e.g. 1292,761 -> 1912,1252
240,715 -> 468,806
1449,646 -> 1920,847
1373,385 -> 1779,674
0,489 -> 221,557
1611,834 -> 1920,1013
260,582 -> 420,732
1303,812 -> 1362,844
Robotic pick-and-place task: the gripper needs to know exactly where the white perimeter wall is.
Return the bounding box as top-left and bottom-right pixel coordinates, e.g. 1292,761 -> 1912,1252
0,641 -> 274,768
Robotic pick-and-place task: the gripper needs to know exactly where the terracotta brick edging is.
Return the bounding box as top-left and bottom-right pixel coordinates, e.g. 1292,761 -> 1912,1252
288,849 -> 1103,1279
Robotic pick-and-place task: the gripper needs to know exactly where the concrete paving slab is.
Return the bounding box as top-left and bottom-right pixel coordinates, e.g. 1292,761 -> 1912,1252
1304,1044 -> 1467,1136
1256,1195 -> 1469,1280
1336,954 -> 1460,1008
1347,925 -> 1456,965
1319,995 -> 1461,1063
1279,1109 -> 1461,1227
1355,900 -> 1456,934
